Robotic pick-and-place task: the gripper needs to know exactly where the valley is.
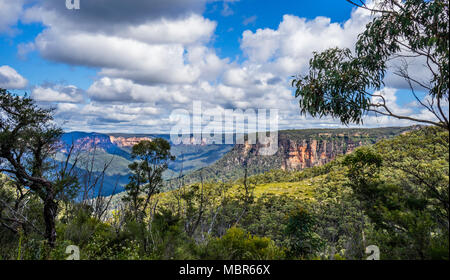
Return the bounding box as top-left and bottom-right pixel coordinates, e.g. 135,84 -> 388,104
57,126 -> 417,195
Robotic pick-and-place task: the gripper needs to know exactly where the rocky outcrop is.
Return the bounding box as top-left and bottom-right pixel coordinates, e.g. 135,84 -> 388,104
109,136 -> 152,148
60,133 -> 113,152
274,127 -> 421,171
179,127 -> 417,184
278,136 -> 362,170
59,132 -> 130,159
226,133 -> 369,172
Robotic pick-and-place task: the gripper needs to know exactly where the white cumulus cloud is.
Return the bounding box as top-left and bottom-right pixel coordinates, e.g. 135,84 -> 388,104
0,0 -> 25,34
0,66 -> 28,89
7,1 -> 436,132
32,84 -> 85,103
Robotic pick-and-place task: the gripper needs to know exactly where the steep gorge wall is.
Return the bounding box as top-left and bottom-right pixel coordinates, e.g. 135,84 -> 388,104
109,136 -> 152,148
278,136 -> 363,170
180,126 -> 416,184
229,134 -> 366,172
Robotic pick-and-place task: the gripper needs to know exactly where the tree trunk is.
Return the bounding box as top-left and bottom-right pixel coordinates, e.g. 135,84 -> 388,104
43,196 -> 57,247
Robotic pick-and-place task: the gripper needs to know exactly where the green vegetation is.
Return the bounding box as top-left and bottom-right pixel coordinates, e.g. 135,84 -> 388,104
1,89 -> 78,247
292,0 -> 449,130
177,126 -> 414,185
1,0 -> 448,258
123,138 -> 174,222
2,121 -> 447,259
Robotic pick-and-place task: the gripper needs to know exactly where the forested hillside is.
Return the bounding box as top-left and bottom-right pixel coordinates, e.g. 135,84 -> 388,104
178,126 -> 416,185
2,126 -> 447,260
54,127 -> 414,195
0,0 -> 448,263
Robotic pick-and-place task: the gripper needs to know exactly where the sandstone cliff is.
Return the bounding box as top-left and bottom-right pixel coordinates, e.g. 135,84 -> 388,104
179,126 -> 417,184
278,135 -> 362,170
109,136 -> 152,148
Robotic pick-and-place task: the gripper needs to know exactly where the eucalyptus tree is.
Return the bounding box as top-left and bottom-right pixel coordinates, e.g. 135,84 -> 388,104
0,89 -> 78,247
292,0 -> 449,129
123,138 -> 175,221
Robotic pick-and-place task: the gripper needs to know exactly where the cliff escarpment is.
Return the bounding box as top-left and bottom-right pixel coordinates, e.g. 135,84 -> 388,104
178,126 -> 418,184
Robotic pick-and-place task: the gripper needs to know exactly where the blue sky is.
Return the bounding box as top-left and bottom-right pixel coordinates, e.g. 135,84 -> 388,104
0,21 -> 96,90
2,0 -> 354,90
204,0 -> 354,59
0,0 -> 436,133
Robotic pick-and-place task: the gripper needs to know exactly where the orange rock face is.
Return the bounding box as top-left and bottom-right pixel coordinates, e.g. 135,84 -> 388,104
109,136 -> 152,148
279,136 -> 363,170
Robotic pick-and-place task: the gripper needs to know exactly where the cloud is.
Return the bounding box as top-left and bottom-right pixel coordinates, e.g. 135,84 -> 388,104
220,0 -> 240,17
39,0 -> 207,29
0,65 -> 28,89
0,0 -> 25,34
32,84 -> 85,103
121,15 -> 217,45
33,31 -> 198,84
24,3 -> 224,85
87,77 -> 191,104
10,1 -> 436,133
17,42 -> 36,59
33,27 -> 218,85
53,82 -> 428,134
383,54 -> 436,91
243,15 -> 257,26
240,8 -> 372,76
371,87 -> 414,116
52,101 -> 168,133
221,3 -> 234,16
25,11 -> 217,46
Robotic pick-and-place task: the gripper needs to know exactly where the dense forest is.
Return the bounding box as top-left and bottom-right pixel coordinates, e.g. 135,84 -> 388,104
1,119 -> 448,259
0,0 -> 448,261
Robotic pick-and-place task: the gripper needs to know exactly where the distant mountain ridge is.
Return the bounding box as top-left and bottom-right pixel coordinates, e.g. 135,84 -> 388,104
176,126 -> 419,185
60,132 -> 234,174
60,132 -> 132,160
58,126 -> 419,195
58,131 -> 234,195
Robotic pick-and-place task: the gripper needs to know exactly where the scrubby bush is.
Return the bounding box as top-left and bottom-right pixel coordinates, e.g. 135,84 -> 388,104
200,227 -> 285,260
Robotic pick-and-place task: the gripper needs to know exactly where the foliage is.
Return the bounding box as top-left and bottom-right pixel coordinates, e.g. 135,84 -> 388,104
0,89 -> 81,246
1,97 -> 448,260
122,138 -> 174,221
292,0 -> 449,129
147,209 -> 196,260
83,232 -> 141,260
200,227 -> 285,260
310,164 -> 370,260
284,207 -> 324,259
343,127 -> 449,259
